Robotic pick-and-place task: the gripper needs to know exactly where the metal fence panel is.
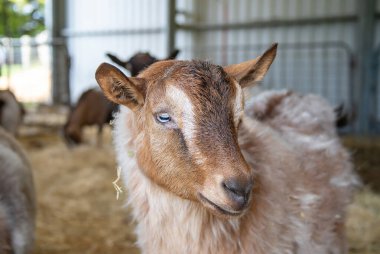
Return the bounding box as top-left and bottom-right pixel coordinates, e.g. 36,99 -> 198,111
61,0 -> 379,133
0,36 -> 56,103
65,0 -> 168,102
175,0 -> 358,119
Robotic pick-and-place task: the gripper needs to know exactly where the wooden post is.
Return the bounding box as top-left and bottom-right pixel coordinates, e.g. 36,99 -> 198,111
51,0 -> 70,105
356,0 -> 376,134
167,0 -> 176,55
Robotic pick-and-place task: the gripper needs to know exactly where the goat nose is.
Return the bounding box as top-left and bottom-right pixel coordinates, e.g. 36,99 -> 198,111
222,178 -> 253,209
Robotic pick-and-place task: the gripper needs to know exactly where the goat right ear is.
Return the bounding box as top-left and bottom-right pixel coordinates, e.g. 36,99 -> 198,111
106,53 -> 127,67
95,63 -> 146,111
125,62 -> 133,72
165,49 -> 180,60
223,43 -> 277,88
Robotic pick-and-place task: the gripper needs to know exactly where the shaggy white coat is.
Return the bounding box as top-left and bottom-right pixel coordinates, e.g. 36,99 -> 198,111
0,127 -> 35,254
113,90 -> 358,254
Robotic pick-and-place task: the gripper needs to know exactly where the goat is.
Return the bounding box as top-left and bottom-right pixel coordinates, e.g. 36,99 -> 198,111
245,90 -> 355,131
334,103 -> 355,129
63,88 -> 116,146
245,90 -> 342,130
0,127 -> 35,254
106,49 -> 180,76
0,90 -> 25,136
95,44 -> 358,254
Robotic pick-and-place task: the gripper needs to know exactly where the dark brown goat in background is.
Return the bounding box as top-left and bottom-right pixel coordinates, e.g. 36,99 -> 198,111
64,50 -> 180,146
63,89 -> 116,146
106,49 -> 179,76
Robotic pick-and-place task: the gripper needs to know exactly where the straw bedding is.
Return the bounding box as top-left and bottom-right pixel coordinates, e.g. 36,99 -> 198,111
14,124 -> 380,254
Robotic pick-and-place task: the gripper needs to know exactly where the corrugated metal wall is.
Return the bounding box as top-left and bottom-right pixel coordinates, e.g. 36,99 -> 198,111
64,0 -> 379,132
175,0 -> 357,118
65,0 -> 168,101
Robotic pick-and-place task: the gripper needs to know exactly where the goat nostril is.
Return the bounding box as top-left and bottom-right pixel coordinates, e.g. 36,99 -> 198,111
223,183 -> 242,196
223,178 -> 253,204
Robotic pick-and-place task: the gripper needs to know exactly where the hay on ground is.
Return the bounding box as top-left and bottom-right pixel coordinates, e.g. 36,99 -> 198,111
14,122 -> 380,254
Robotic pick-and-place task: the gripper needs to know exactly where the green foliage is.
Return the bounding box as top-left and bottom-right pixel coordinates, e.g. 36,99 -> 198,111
0,0 -> 45,37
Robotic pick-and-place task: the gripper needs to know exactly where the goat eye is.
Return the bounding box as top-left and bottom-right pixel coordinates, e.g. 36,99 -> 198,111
157,113 -> 171,123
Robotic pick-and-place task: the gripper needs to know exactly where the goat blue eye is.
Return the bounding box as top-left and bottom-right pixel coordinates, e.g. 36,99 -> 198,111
157,113 -> 171,123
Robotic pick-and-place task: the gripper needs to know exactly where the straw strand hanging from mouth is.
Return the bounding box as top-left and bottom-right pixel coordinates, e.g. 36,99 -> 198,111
113,167 -> 123,200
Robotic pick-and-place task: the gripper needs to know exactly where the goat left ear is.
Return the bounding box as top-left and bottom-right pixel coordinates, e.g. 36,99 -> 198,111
123,62 -> 133,72
95,63 -> 146,111
165,49 -> 180,60
223,43 -> 277,88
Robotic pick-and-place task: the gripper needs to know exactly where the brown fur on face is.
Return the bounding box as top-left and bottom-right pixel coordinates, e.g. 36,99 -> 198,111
95,44 -> 277,217
137,61 -> 251,204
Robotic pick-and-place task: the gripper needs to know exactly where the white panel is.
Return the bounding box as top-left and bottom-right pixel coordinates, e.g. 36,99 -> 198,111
180,0 -> 358,108
66,0 -> 362,113
261,0 -> 272,20
67,0 -> 167,33
251,0 -> 262,20
287,0 -> 298,19
69,32 -> 166,102
66,0 -> 168,102
298,0 -> 312,18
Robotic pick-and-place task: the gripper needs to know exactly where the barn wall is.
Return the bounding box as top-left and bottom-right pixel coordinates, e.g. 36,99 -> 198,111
64,0 -> 379,132
175,0 -> 358,119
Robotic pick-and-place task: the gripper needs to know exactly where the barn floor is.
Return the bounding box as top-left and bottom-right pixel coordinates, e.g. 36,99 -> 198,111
16,113 -> 380,254
20,128 -> 139,254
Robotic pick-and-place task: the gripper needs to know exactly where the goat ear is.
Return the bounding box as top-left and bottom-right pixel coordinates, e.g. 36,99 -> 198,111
165,49 -> 180,60
223,43 -> 277,88
95,63 -> 146,111
106,53 -> 127,67
125,62 -> 133,72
